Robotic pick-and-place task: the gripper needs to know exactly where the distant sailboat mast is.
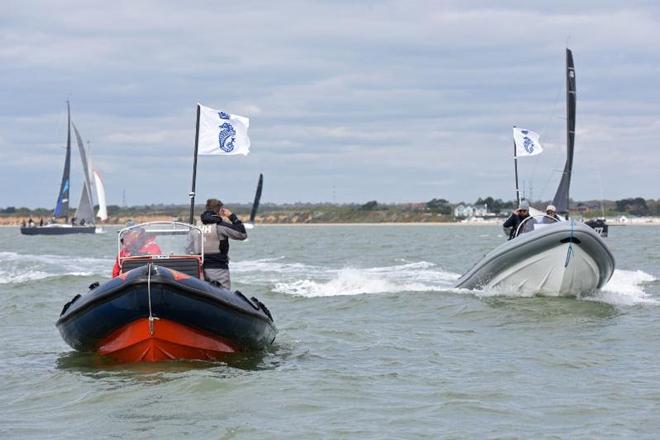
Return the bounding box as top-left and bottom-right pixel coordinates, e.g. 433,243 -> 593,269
552,48 -> 576,217
53,101 -> 72,220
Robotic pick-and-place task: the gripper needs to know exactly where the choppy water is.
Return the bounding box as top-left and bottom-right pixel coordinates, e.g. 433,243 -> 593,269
1,224 -> 658,438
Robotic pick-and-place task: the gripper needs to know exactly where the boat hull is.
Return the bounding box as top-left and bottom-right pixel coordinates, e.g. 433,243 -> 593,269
456,222 -> 615,297
97,318 -> 240,362
21,226 -> 96,235
56,265 -> 276,362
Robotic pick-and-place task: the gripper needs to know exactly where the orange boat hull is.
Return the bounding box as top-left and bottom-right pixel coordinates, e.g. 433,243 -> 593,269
97,317 -> 240,362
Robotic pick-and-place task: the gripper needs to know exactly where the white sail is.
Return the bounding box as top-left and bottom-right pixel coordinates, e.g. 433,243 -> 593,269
93,169 -> 108,221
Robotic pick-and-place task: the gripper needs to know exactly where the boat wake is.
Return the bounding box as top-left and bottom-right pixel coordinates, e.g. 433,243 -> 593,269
234,258 -> 657,306
593,270 -> 658,306
0,251 -> 112,284
235,258 -> 460,297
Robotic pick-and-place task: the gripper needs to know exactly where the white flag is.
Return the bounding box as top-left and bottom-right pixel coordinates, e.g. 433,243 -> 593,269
513,127 -> 543,157
197,104 -> 250,156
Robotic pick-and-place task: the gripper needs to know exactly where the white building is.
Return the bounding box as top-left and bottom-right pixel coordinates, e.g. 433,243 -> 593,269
454,204 -> 489,218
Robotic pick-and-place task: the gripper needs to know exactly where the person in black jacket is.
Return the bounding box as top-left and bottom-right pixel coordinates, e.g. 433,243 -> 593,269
200,198 -> 247,289
503,199 -> 534,240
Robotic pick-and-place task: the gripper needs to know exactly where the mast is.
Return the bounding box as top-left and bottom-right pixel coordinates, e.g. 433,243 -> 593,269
552,48 -> 576,217
53,101 -> 72,220
512,135 -> 520,206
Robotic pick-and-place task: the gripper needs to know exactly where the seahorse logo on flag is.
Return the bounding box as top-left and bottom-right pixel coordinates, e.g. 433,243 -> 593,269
218,121 -> 236,153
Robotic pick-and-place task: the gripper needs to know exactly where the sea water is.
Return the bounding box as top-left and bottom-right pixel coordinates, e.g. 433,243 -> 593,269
0,225 -> 658,438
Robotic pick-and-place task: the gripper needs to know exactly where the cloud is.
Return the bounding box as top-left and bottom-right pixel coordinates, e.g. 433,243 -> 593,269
0,0 -> 659,207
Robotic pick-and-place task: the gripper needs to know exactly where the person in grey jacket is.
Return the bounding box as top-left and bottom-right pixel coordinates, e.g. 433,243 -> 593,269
200,198 -> 247,290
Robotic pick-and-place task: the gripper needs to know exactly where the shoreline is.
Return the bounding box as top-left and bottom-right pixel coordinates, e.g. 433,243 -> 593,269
2,221 -> 658,228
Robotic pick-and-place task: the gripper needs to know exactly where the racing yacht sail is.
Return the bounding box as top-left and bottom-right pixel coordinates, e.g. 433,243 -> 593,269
552,48 -> 576,217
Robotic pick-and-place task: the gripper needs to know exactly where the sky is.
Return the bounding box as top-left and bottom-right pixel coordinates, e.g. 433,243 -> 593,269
1,0 -> 659,208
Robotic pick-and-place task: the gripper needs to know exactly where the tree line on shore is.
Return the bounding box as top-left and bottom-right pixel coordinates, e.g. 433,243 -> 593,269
2,197 -> 658,222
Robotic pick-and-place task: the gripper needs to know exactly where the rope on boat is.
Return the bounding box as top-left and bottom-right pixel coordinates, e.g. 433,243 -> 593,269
147,263 -> 159,335
564,219 -> 575,268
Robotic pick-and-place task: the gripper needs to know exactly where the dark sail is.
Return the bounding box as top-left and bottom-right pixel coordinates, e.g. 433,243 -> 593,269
552,48 -> 576,215
249,173 -> 263,223
53,102 -> 72,219
72,123 -> 95,225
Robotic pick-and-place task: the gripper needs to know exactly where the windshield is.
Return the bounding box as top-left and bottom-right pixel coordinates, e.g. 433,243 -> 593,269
514,214 -> 561,238
117,222 -> 202,258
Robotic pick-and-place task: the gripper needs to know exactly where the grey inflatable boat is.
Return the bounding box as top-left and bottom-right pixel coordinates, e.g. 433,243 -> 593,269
456,218 -> 615,296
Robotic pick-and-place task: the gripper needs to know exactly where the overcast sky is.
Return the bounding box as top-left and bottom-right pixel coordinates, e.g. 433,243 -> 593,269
1,1 -> 658,208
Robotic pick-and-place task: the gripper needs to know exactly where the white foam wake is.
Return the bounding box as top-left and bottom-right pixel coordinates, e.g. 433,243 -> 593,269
271,261 -> 460,297
0,251 -> 112,284
592,269 -> 658,306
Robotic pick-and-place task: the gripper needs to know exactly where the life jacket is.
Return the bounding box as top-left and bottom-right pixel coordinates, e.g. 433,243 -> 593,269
201,224 -> 229,255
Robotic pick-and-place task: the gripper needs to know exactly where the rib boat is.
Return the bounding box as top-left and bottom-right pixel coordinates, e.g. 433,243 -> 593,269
56,221 -> 276,362
456,49 -> 615,297
456,216 -> 614,296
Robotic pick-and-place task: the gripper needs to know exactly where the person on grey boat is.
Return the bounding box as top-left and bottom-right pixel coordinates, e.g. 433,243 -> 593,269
542,204 -> 561,224
200,198 -> 247,290
503,199 -> 535,239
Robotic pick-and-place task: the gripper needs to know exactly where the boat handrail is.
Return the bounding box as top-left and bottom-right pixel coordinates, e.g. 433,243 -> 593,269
514,214 -> 561,238
118,221 -> 202,235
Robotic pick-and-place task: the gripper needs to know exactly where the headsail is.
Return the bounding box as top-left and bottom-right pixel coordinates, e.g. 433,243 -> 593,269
72,123 -> 96,225
75,185 -> 95,225
53,101 -> 72,219
552,48 -> 576,215
93,169 -> 108,221
87,145 -> 108,222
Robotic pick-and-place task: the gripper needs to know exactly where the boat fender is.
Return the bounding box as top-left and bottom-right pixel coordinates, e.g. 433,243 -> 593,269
88,281 -> 100,290
251,296 -> 274,321
60,294 -> 81,316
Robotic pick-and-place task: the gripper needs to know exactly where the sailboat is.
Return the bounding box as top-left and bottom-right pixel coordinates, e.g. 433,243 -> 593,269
20,102 -> 107,235
455,49 -> 615,297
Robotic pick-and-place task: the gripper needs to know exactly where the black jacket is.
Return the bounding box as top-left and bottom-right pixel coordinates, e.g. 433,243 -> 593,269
503,213 -> 531,240
200,210 -> 247,269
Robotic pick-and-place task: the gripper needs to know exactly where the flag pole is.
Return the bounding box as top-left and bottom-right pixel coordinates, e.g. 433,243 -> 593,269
512,126 -> 520,206
189,104 -> 201,224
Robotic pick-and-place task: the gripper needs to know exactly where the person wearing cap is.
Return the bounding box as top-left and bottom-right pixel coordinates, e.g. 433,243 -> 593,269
199,198 -> 247,290
503,199 -> 534,240
542,204 -> 561,224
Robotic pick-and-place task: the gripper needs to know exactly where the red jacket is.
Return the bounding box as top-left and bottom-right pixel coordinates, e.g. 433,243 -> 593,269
111,241 -> 162,278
